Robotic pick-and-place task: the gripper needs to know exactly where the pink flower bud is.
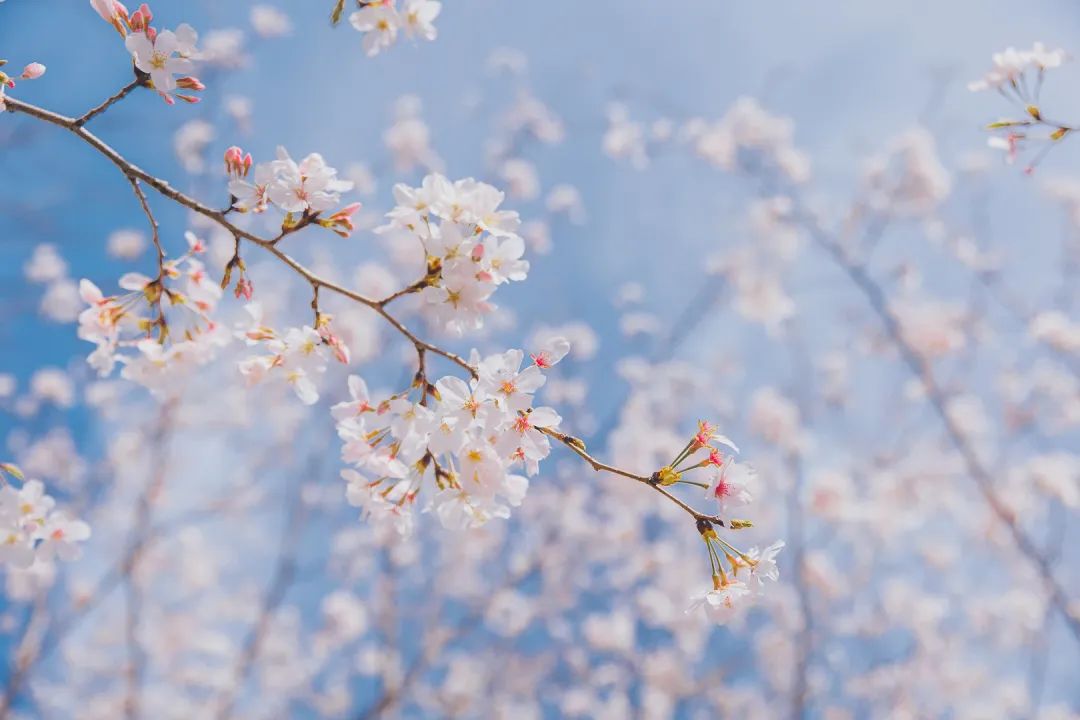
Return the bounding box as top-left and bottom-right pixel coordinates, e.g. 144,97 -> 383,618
319,325 -> 351,364
90,0 -> 129,35
224,146 -> 245,177
20,63 -> 46,80
321,203 -> 363,238
89,0 -> 112,20
175,76 -> 205,91
234,277 -> 254,301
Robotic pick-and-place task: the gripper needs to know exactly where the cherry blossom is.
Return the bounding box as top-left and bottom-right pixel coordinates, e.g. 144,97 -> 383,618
687,579 -> 752,624
350,3 -> 401,57
346,1 -> 442,56
0,467 -> 89,570
125,16 -> 202,104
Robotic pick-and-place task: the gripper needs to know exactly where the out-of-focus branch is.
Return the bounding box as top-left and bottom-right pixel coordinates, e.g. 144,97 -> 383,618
798,208 -> 1080,643
0,402 -> 177,716
213,472 -> 307,720
121,403 -> 175,720
786,450 -> 813,719
355,545 -> 549,720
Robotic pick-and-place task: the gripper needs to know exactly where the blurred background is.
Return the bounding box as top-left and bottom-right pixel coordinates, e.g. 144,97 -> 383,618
1,0 -> 1079,717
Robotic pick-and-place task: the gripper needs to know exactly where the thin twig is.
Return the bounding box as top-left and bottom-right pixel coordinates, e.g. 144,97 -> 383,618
538,427 -> 726,526
73,78 -> 141,127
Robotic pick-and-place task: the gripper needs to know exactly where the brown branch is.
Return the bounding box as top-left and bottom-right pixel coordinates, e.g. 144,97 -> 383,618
3,95 -> 476,376
125,176 -> 164,271
213,469 -> 308,720
538,427 -> 727,527
3,91 -> 737,572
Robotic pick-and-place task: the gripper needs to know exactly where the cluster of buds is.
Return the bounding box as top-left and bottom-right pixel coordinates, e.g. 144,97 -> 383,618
89,0 -> 158,38
220,246 -> 254,302
0,59 -> 47,112
224,146 -> 254,179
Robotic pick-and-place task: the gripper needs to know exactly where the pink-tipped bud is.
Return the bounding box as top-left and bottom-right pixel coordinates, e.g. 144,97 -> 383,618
320,202 -> 363,238
90,0 -> 129,35
175,75 -> 205,91
21,63 -> 46,80
128,3 -> 152,32
319,324 -> 351,364
175,94 -> 201,104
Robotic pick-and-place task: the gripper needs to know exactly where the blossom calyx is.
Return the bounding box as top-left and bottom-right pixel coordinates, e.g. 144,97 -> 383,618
654,465 -> 681,486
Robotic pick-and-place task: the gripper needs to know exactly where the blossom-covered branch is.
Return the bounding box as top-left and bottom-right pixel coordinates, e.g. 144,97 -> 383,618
0,1 -> 783,622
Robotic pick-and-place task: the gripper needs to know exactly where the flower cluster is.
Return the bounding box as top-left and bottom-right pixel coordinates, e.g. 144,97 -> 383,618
238,304 -> 351,405
227,146 -> 360,235
685,97 -> 811,184
0,58 -> 46,112
77,233 -> 227,393
967,43 -> 1067,93
0,463 -> 90,570
90,2 -> 204,104
379,173 -> 529,335
337,0 -> 443,57
645,421 -> 784,623
970,43 -> 1071,169
335,339 -> 570,536
688,536 -> 784,624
